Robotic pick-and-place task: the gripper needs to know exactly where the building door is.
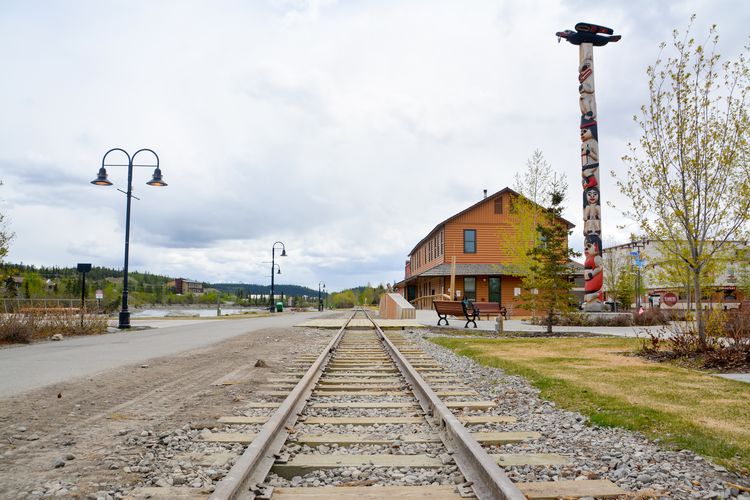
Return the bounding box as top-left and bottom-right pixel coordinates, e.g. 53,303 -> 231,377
489,277 -> 501,304
407,285 -> 417,302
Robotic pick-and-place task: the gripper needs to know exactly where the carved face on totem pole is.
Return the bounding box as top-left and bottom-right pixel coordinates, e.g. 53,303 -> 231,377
580,126 -> 599,166
583,187 -> 601,235
584,234 -> 602,261
584,187 -> 599,207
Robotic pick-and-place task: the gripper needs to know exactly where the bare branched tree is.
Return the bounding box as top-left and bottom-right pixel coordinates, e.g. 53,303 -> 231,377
614,18 -> 750,342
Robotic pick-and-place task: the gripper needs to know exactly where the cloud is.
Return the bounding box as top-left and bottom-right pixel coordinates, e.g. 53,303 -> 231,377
1,1 -> 748,290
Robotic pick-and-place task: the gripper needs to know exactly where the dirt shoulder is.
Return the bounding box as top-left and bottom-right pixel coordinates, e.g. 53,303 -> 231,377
0,325 -> 331,499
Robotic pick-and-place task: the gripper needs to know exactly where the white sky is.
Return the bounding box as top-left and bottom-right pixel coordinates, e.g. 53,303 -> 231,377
1,0 -> 748,291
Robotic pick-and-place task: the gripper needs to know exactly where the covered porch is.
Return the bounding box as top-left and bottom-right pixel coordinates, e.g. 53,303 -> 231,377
395,263 -> 526,316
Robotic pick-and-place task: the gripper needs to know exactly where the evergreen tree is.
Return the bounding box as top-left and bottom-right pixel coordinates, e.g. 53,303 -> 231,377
520,187 -> 580,333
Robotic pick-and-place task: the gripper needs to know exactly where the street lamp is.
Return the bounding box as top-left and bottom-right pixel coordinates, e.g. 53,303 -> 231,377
318,281 -> 325,312
91,148 -> 166,329
270,242 -> 286,312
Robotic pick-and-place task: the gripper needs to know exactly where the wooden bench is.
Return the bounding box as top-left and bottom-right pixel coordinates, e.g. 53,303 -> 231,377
433,300 -> 479,328
472,302 -> 508,320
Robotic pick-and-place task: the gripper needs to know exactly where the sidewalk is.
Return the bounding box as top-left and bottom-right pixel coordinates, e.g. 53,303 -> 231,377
415,309 -> 665,338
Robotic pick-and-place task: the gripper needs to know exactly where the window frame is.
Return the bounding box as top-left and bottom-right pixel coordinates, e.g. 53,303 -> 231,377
463,229 -> 477,254
494,197 -> 503,214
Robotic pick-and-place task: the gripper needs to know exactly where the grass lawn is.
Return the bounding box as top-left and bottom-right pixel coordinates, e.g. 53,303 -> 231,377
431,335 -> 750,473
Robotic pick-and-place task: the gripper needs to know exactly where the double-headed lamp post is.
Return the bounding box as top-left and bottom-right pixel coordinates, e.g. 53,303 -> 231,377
270,241 -> 286,312
91,148 -> 167,329
318,281 -> 325,311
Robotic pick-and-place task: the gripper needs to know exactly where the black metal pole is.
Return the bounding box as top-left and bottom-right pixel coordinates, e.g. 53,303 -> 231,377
81,271 -> 86,328
318,283 -> 321,311
118,156 -> 134,329
81,271 -> 86,311
636,266 -> 641,311
271,249 -> 276,313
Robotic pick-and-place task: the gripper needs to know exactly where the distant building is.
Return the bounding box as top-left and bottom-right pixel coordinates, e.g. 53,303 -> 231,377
603,240 -> 749,309
168,278 -> 203,295
394,188 -> 582,316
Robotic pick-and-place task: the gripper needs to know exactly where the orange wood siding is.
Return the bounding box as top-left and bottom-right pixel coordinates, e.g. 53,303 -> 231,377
445,194 -> 512,264
410,228 -> 445,275
501,276 -> 530,316
443,193 -> 568,265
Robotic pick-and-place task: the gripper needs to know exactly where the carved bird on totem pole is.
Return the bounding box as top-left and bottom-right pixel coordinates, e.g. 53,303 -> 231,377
556,22 -> 621,46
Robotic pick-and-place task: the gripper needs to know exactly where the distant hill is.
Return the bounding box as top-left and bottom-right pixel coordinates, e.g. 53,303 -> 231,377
1,263 -> 172,284
210,283 -> 320,297
0,263 -> 324,298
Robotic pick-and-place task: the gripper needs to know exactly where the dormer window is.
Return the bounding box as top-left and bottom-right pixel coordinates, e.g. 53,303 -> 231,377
494,197 -> 503,214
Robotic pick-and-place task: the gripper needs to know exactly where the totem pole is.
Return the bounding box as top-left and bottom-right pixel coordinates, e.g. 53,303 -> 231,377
556,23 -> 620,312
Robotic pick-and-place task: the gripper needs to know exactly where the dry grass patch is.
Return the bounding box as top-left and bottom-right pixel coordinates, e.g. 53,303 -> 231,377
432,336 -> 750,473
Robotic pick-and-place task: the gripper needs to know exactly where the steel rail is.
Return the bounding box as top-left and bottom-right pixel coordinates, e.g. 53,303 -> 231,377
361,309 -> 526,500
209,309 -> 358,500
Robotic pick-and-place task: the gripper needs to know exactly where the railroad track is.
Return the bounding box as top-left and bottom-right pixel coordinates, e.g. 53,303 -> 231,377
135,308 -> 627,499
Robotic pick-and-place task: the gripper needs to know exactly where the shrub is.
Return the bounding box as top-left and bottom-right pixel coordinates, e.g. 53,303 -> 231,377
0,308 -> 107,343
638,312 -> 750,370
0,313 -> 39,343
632,309 -> 671,326
530,312 -> 634,327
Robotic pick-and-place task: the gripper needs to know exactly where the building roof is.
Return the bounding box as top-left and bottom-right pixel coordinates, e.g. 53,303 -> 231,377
415,263 -> 510,277
395,260 -> 584,288
394,263 -> 509,288
407,187 -> 576,257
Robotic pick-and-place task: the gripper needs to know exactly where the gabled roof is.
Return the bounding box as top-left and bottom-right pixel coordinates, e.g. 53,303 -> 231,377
394,260 -> 585,288
407,187 -> 576,257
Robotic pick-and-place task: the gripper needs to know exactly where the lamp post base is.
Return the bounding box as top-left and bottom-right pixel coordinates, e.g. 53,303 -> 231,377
118,311 -> 131,329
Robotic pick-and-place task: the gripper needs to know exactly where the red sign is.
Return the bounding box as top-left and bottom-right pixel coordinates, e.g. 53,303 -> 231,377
662,292 -> 678,307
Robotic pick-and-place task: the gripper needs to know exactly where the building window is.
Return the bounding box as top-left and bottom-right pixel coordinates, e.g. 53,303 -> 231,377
464,229 -> 476,253
494,197 -> 502,214
464,277 -> 476,300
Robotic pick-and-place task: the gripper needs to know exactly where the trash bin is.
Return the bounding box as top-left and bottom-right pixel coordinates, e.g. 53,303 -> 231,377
276,302 -> 283,312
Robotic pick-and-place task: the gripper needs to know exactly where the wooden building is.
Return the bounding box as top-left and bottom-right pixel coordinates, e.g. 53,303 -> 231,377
603,240 -> 749,310
395,188 -> 578,316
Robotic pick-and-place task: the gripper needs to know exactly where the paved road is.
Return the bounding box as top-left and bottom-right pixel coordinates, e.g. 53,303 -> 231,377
0,311 -> 323,398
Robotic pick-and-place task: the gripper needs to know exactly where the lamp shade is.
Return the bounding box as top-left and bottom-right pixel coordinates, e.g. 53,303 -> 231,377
91,167 -> 113,186
280,248 -> 287,257
146,167 -> 167,186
